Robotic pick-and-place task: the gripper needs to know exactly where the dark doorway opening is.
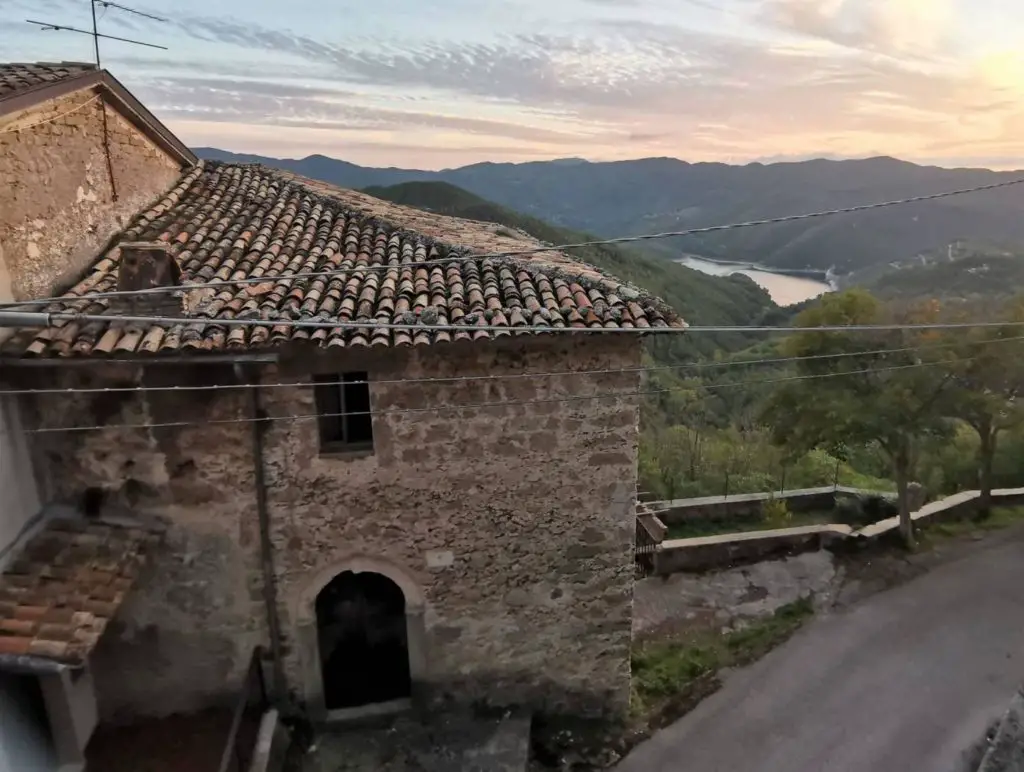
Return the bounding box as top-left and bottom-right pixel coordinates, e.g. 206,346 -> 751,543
316,571 -> 411,710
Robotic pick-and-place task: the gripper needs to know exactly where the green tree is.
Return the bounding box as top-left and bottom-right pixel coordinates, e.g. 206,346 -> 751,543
763,290 -> 953,548
937,296 -> 1024,516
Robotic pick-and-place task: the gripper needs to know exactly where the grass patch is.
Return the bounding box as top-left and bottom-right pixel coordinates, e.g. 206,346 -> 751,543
630,597 -> 814,723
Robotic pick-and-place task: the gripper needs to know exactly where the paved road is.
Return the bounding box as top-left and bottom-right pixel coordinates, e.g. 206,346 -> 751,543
617,531 -> 1024,772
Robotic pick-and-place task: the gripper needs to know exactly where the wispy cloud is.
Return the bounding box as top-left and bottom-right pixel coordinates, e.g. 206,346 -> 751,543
1,0 -> 1022,168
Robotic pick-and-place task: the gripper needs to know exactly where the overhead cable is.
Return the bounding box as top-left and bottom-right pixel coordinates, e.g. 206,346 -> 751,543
7,309 -> 1024,336
4,172 -> 1024,307
1,334 -> 1018,397
12,356 -> 970,435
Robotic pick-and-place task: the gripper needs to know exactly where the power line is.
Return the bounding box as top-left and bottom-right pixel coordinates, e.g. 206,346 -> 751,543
4,170 -> 1024,308
0,95 -> 102,135
93,0 -> 167,22
26,0 -> 169,66
2,334 -> 1019,398
6,308 -> 1024,336
25,19 -> 168,54
9,356 -> 974,436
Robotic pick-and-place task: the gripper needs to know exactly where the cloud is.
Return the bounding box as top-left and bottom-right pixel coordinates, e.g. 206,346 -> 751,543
134,75 -> 621,147
121,12 -> 1024,167
761,0 -> 956,58
5,0 -> 1021,168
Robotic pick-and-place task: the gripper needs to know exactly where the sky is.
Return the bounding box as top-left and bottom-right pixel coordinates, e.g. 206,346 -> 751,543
2,0 -> 1024,170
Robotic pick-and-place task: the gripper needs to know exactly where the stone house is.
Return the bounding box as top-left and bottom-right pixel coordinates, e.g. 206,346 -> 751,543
0,62 -> 684,765
0,61 -> 193,771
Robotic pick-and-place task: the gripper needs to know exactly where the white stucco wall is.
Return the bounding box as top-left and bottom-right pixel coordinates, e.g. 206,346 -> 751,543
0,290 -> 52,770
0,394 -> 43,569
0,674 -> 57,772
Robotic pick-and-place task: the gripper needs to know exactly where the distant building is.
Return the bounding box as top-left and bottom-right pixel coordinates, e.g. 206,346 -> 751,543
0,62 -> 683,769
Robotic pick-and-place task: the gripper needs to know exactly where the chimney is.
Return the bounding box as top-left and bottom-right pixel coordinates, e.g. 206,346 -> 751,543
111,241 -> 184,317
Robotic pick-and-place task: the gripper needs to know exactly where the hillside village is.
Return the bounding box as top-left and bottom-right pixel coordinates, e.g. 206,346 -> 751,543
2,61 -> 1024,772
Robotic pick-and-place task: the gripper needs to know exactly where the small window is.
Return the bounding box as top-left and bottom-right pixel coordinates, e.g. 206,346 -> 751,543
314,372 -> 373,453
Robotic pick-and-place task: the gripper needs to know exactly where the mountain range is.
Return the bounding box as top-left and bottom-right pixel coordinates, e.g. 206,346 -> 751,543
195,148 -> 1024,275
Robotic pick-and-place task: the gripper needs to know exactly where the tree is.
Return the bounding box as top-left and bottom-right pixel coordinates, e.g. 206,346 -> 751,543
762,290 -> 954,549
937,296 -> 1024,517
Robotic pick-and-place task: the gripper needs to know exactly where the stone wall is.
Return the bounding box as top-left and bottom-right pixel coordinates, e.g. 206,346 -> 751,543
654,526 -> 851,574
26,364 -> 268,722
652,488 -> 844,526
26,335 -> 642,720
266,336 -> 641,718
0,89 -> 182,301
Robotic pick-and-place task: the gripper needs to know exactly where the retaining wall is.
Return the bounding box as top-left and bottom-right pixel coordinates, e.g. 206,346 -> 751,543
654,525 -> 852,574
650,486 -> 891,526
648,487 -> 1024,575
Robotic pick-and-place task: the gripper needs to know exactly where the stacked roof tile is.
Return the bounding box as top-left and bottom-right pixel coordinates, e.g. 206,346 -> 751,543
8,161 -> 685,356
0,61 -> 96,101
0,519 -> 158,666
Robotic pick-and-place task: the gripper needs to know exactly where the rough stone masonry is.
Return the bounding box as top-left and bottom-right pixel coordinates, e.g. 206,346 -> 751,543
0,90 -> 181,302
27,335 -> 642,721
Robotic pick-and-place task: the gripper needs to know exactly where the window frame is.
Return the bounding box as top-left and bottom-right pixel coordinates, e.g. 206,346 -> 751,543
313,371 -> 374,455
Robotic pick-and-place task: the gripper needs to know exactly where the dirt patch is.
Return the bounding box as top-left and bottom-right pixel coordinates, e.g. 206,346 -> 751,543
633,550 -> 840,641
528,599 -> 815,770
85,707 -> 234,772
527,677 -> 721,772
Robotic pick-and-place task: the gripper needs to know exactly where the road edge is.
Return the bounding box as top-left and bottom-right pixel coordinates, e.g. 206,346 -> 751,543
977,689 -> 1024,772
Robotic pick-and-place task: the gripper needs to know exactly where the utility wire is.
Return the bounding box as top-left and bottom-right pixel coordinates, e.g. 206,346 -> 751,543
11,356 -> 973,436
0,95 -> 101,134
9,309 -> 1024,336
1,334 -> 1019,398
4,171 -> 1024,308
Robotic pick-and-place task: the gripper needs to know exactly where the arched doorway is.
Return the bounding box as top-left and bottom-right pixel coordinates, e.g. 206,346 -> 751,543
315,571 -> 412,710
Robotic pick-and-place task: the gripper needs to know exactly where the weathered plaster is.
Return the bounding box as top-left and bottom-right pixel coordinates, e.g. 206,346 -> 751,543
0,89 -> 182,301
265,336 -> 641,718
29,335 -> 642,720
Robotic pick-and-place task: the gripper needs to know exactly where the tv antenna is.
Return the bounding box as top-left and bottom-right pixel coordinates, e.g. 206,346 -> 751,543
27,0 -> 168,66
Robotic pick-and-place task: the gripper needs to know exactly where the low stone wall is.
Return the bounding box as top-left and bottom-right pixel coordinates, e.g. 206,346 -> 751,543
858,488 -> 1024,540
654,525 -> 852,574
650,486 -> 890,526
648,487 -> 1024,575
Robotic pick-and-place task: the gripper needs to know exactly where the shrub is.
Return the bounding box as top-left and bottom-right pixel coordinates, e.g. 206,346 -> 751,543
762,497 -> 792,527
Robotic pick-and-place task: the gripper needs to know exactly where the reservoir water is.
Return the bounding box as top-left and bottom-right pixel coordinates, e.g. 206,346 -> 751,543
678,256 -> 832,306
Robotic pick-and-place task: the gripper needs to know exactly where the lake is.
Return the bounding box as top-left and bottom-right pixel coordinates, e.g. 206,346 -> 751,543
677,256 -> 832,306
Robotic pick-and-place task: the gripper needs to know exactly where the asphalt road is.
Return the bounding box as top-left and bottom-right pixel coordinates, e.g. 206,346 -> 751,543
617,531 -> 1024,772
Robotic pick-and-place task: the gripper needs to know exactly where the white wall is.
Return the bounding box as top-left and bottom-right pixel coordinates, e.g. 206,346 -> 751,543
0,674 -> 58,771
0,342 -> 54,769
0,393 -> 43,569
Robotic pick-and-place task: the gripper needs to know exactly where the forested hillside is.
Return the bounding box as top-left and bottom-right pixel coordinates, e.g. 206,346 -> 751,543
858,244 -> 1024,304
198,147 -> 1024,274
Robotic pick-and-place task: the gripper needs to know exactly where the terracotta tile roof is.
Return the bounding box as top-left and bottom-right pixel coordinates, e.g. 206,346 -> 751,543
0,519 -> 158,666
6,161 -> 684,357
0,61 -> 97,101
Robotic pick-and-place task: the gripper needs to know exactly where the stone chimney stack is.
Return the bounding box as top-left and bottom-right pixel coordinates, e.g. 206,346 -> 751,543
111,241 -> 183,317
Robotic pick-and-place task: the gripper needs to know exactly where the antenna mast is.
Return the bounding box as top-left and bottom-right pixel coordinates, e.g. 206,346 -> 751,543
27,0 -> 169,65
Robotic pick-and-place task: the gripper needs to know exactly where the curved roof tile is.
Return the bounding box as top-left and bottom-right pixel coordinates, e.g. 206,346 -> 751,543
8,161 -> 685,357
